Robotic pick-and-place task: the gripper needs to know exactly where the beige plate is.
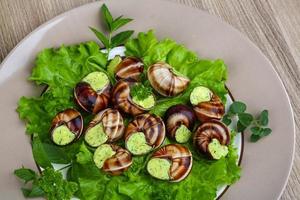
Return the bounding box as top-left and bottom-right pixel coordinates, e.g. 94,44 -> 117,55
0,0 -> 295,199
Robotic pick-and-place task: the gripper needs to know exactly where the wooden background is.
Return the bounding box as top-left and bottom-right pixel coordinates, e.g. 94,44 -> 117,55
0,0 -> 299,199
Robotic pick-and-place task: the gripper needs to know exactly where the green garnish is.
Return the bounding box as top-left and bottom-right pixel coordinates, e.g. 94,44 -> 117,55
90,4 -> 134,55
222,101 -> 272,142
130,83 -> 153,101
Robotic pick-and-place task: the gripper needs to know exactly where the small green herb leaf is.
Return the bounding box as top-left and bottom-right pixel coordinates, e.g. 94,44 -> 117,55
14,168 -> 37,183
237,121 -> 247,132
250,127 -> 272,142
112,18 -> 133,31
262,128 -> 272,136
222,114 -> 232,125
21,184 -> 44,197
250,126 -> 261,135
111,30 -> 134,48
101,4 -> 113,31
229,101 -> 246,114
238,113 -> 253,127
259,110 -> 269,126
89,27 -> 109,48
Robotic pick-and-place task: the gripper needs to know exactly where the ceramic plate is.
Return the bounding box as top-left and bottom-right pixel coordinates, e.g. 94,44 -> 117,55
0,0 -> 295,199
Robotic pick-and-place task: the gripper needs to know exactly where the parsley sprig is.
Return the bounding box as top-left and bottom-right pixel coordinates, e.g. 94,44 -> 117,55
222,101 -> 272,142
130,83 -> 153,101
90,4 -> 134,55
14,167 -> 78,200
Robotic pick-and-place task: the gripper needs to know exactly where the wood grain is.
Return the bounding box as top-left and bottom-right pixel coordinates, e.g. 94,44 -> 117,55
0,0 -> 299,199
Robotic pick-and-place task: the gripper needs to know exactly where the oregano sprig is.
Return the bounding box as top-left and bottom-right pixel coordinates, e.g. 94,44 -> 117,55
222,101 -> 272,142
90,4 -> 134,55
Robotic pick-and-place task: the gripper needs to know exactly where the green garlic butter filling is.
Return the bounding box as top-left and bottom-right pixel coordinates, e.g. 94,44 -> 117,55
82,71 -> 109,92
147,158 -> 171,180
208,138 -> 229,160
132,95 -> 155,109
93,144 -> 116,169
84,123 -> 108,147
175,124 -> 192,143
52,125 -> 76,146
126,132 -> 152,155
190,86 -> 213,105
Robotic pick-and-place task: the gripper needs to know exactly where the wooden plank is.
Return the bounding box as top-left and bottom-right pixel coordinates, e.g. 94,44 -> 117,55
0,0 -> 299,199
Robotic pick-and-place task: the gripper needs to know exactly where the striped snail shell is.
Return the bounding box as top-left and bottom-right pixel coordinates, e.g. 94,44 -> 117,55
165,105 -> 196,143
193,120 -> 230,159
147,62 -> 190,97
147,144 -> 192,182
94,144 -> 132,175
112,80 -> 148,116
115,57 -> 144,81
74,72 -> 111,114
84,108 -> 125,147
125,113 -> 166,155
50,108 -> 83,146
193,94 -> 225,122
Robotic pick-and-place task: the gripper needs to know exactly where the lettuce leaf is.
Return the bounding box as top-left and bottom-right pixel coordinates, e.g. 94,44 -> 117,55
126,30 -> 228,115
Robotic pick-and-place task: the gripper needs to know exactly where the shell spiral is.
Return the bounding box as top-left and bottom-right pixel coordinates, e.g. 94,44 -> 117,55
115,57 -> 144,81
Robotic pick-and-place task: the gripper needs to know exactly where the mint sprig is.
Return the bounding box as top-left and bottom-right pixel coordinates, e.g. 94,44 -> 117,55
90,4 -> 134,55
222,101 -> 272,142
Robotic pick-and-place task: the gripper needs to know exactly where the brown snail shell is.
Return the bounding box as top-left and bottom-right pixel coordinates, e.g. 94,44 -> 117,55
193,120 -> 230,158
97,144 -> 133,175
115,57 -> 144,81
74,74 -> 111,114
165,104 -> 196,142
112,80 -> 148,116
50,108 -> 83,145
85,108 -> 125,146
193,94 -> 225,122
125,113 -> 166,154
150,144 -> 192,182
147,62 -> 190,97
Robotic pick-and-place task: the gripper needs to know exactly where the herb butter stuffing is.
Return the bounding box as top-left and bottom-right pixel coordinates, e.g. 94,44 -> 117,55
175,124 -> 192,143
93,144 -> 116,169
208,139 -> 229,160
190,86 -> 213,105
130,83 -> 155,109
147,158 -> 171,180
84,123 -> 108,147
52,125 -> 75,146
126,132 -> 152,155
82,71 -> 109,91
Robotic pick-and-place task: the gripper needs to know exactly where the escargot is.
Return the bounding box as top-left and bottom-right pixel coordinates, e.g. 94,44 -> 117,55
93,144 -> 132,175
112,80 -> 154,116
193,120 -> 230,160
74,71 -> 111,114
147,62 -> 190,97
124,113 -> 166,155
147,144 -> 192,182
190,86 -> 225,122
165,104 -> 196,143
50,108 -> 83,146
84,108 -> 125,147
115,57 -> 144,81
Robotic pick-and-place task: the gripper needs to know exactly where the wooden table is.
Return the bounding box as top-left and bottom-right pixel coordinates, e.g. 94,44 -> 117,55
0,0 -> 299,199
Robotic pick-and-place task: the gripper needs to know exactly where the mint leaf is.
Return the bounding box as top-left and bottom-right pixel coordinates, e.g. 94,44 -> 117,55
89,27 -> 109,48
222,114 -> 232,125
229,101 -> 246,114
250,134 -> 261,142
111,30 -> 134,48
259,110 -> 269,126
250,126 -> 261,135
14,168 -> 37,183
112,18 -> 133,31
250,127 -> 272,142
262,128 -> 272,136
237,121 -> 247,132
101,4 -> 113,31
238,113 -> 253,127
21,184 -> 44,197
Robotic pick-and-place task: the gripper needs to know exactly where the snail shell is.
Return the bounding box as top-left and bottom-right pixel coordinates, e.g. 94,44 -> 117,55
50,108 -> 83,145
193,94 -> 225,122
193,120 -> 230,158
125,113 -> 166,154
85,108 -> 125,147
115,57 -> 144,81
149,144 -> 192,182
112,80 -> 148,116
74,72 -> 111,114
165,104 -> 196,142
95,144 -> 133,175
147,62 -> 190,97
